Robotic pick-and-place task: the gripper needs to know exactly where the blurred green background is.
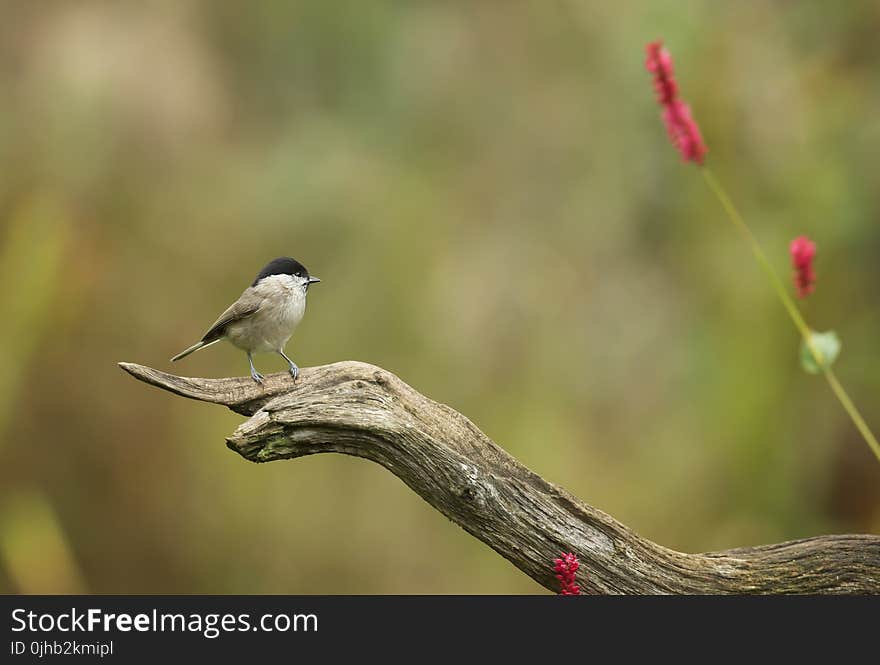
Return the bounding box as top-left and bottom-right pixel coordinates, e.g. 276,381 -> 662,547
1,1 -> 879,594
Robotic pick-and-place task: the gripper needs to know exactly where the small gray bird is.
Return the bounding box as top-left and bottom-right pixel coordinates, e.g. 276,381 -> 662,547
171,257 -> 320,383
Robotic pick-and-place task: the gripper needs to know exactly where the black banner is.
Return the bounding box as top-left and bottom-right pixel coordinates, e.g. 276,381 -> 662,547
1,595 -> 874,660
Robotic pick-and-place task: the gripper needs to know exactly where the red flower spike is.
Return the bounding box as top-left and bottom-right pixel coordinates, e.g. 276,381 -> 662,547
553,552 -> 581,596
645,41 -> 677,105
790,236 -> 817,298
645,41 -> 708,164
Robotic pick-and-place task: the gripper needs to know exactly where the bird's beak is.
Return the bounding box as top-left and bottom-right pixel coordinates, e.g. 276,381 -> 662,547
308,276 -> 321,284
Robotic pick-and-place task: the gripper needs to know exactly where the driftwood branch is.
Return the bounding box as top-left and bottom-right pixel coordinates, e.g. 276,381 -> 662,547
119,360 -> 880,594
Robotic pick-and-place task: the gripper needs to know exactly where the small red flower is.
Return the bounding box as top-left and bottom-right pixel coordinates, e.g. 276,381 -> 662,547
645,41 -> 707,164
790,236 -> 817,298
645,41 -> 678,105
553,552 -> 581,595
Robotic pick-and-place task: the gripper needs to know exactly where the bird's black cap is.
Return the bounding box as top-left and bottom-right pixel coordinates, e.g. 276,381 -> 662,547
252,257 -> 311,286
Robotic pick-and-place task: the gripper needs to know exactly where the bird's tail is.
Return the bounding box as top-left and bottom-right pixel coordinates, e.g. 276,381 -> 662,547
170,339 -> 219,362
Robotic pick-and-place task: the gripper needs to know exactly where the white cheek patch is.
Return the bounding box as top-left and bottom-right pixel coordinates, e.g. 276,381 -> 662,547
255,274 -> 297,294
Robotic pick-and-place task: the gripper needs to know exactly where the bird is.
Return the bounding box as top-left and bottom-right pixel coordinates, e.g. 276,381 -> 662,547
171,257 -> 320,384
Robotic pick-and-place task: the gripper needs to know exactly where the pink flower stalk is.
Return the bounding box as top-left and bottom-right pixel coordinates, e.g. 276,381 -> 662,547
645,41 -> 708,164
553,552 -> 581,595
790,236 -> 817,298
645,41 -> 677,105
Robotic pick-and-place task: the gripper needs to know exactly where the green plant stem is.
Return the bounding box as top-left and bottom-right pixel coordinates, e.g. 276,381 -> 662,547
824,368 -> 880,461
700,167 -> 880,463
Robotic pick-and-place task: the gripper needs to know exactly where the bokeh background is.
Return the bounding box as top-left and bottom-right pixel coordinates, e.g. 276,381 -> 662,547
1,1 -> 879,594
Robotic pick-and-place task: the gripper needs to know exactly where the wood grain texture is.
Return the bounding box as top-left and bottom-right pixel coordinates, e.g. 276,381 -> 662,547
119,360 -> 880,594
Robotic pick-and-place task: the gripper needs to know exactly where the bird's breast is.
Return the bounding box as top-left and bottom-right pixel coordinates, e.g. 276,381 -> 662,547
227,276 -> 307,353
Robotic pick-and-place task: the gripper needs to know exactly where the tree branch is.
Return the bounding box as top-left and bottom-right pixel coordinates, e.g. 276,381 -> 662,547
119,360 -> 880,594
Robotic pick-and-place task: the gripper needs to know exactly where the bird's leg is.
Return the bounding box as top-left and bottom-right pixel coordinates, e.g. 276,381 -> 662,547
247,352 -> 264,384
278,350 -> 299,381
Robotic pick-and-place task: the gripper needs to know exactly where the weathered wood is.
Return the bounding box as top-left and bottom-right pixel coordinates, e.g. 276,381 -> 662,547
119,360 -> 880,594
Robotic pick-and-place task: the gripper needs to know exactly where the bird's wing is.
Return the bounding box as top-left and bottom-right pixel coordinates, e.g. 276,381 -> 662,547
200,288 -> 263,343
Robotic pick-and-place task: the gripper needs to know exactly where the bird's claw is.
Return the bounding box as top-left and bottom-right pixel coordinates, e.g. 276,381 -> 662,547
289,364 -> 299,381
251,370 -> 265,384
